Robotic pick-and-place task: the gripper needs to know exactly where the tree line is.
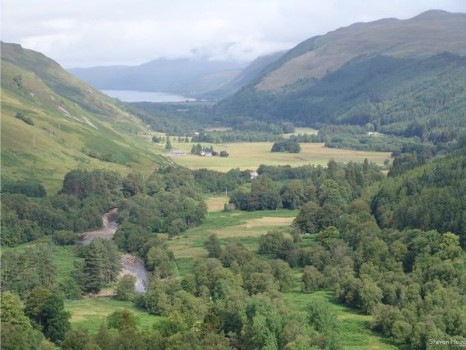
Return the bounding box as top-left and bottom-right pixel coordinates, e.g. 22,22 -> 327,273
230,159 -> 383,211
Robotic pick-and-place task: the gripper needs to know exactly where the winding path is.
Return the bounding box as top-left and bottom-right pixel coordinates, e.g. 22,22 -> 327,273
82,209 -> 148,292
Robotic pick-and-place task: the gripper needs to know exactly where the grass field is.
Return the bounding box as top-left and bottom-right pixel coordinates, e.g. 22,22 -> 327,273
284,291 -> 401,350
205,195 -> 229,212
167,140 -> 391,172
65,298 -> 163,333
168,209 -> 297,275
284,127 -> 319,137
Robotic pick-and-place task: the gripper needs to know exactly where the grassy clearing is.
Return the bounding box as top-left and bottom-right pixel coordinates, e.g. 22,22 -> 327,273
205,195 -> 229,212
284,291 -> 400,350
65,297 -> 163,333
168,140 -> 391,172
169,209 -> 297,262
283,127 -> 319,138
208,216 -> 294,239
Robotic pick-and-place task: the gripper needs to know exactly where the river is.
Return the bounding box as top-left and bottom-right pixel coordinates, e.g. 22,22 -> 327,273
81,209 -> 148,293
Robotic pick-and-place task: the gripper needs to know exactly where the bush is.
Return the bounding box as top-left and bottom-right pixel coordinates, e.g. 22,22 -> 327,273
107,309 -> 137,330
307,297 -> 338,333
115,275 -> 137,301
16,112 -> 34,125
271,140 -> 301,153
52,230 -> 78,245
302,266 -> 324,293
2,179 -> 46,197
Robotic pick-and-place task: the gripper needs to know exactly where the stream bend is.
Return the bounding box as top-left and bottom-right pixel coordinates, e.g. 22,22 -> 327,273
81,209 -> 148,293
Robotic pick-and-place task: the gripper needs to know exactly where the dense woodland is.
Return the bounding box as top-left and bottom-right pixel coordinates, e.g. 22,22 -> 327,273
2,140 -> 466,349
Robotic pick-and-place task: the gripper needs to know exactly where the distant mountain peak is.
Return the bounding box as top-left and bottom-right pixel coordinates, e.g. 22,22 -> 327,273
413,9 -> 458,19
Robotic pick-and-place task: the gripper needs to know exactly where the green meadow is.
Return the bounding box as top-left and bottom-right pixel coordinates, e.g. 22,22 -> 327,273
166,139 -> 391,172
168,207 -> 298,263
65,298 -> 163,333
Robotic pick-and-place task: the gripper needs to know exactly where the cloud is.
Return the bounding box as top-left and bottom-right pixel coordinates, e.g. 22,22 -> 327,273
2,0 -> 466,67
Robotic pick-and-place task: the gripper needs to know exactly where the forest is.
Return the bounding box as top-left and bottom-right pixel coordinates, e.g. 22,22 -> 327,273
2,139 -> 465,349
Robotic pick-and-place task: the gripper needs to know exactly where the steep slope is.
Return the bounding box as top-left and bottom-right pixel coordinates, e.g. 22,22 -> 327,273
1,42 -> 168,191
202,51 -> 285,99
69,58 -> 247,97
217,10 -> 466,139
257,10 -> 466,92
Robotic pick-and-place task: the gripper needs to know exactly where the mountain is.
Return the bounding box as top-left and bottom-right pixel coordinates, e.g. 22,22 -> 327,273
217,10 -> 466,139
1,42 -> 168,191
256,10 -> 466,92
201,51 -> 285,99
69,58 -> 248,98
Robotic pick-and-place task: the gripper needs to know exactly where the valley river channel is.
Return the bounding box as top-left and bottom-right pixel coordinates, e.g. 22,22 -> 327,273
81,208 -> 148,293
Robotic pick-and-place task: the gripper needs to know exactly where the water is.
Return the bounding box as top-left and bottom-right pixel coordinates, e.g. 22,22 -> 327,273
81,209 -> 148,292
121,254 -> 148,293
102,89 -> 196,103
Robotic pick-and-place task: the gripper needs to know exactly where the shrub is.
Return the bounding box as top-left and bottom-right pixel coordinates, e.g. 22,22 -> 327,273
52,230 -> 78,245
271,140 -> 301,153
16,112 -> 34,125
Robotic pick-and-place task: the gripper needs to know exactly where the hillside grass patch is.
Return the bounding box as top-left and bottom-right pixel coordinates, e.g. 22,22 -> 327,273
1,90 -> 168,193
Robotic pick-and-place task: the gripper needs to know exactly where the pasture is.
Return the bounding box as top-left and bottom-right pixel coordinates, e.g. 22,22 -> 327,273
65,298 -> 163,333
167,140 -> 391,172
168,208 -> 297,275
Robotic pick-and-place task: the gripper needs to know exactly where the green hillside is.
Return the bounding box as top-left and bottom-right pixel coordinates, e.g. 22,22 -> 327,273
1,42 -> 168,192
217,10 -> 466,143
256,10 -> 466,92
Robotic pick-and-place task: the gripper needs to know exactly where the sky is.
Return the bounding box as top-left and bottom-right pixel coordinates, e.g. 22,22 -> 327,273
2,0 -> 466,68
